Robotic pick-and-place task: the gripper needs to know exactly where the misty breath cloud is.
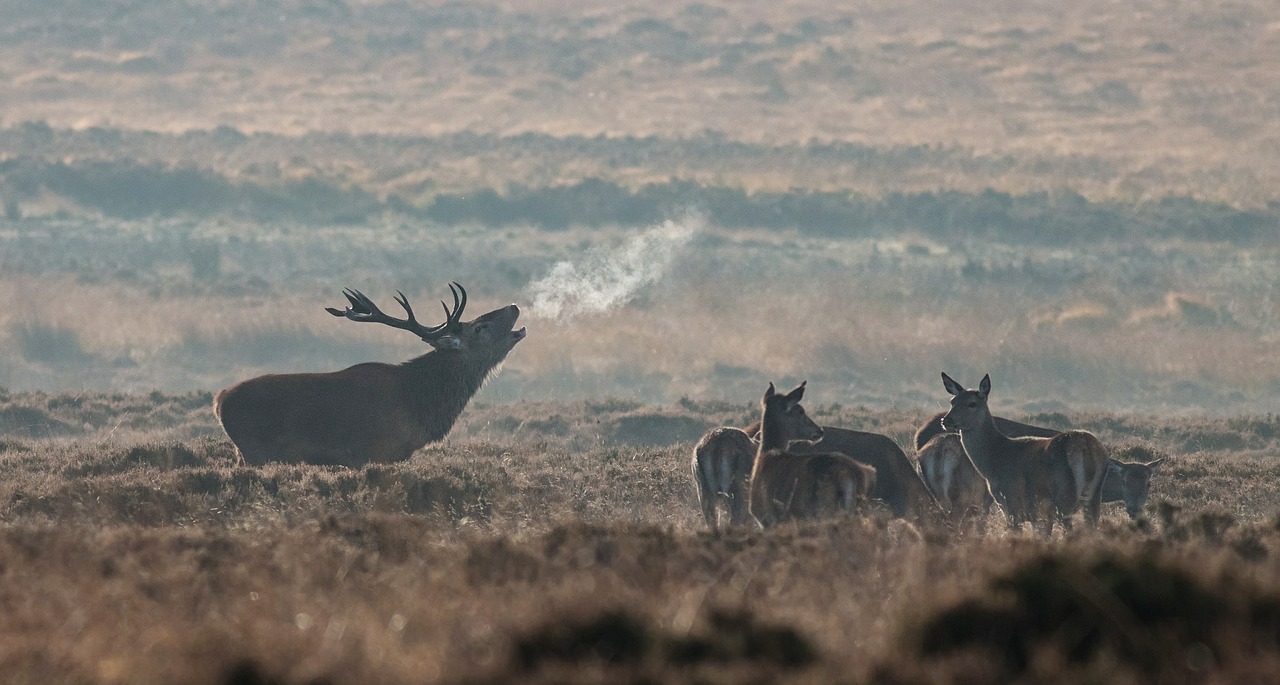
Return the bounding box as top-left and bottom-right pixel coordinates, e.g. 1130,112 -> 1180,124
525,215 -> 701,321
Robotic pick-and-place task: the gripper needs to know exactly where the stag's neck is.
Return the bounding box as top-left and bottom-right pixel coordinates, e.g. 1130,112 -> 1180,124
400,349 -> 497,442
958,411 -> 1018,477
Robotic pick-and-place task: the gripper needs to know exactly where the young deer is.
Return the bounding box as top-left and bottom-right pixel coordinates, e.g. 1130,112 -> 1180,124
691,426 -> 758,531
744,420 -> 940,522
1102,458 -> 1164,519
748,382 -> 876,529
940,373 -> 1106,533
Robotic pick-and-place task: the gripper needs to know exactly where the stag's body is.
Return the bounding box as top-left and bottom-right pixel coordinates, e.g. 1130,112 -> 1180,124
745,420 -> 938,521
691,427 -> 757,531
747,383 -> 876,529
216,284 -> 525,467
941,373 -> 1106,532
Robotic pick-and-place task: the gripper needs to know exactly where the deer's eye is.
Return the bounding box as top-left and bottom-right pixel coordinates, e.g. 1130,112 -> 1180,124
968,401 -> 977,408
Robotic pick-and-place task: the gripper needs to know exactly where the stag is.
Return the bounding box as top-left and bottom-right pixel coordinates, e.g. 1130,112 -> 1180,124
215,283 -> 525,467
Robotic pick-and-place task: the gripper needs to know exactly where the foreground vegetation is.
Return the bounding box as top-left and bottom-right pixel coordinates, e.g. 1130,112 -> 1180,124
3,390 -> 1280,683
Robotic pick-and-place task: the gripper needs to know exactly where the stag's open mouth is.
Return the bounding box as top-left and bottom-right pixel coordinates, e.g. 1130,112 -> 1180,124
512,326 -> 527,341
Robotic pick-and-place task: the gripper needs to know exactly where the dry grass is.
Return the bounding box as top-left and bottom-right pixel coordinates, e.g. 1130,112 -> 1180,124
1,390 -> 1280,683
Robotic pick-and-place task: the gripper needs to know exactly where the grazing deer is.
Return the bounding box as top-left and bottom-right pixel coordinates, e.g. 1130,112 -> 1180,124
691,427 -> 757,531
1102,458 -> 1164,519
940,373 -> 1106,532
748,382 -> 876,529
744,419 -> 940,521
215,283 -> 526,467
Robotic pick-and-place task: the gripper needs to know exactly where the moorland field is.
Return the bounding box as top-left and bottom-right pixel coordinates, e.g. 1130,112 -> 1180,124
5,0 -> 1280,683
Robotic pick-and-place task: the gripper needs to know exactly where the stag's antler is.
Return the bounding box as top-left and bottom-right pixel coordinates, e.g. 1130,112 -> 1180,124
326,283 -> 467,342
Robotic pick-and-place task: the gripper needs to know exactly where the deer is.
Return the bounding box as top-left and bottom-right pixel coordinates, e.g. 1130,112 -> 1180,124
748,382 -> 876,529
743,419 -> 940,522
1102,457 -> 1164,519
215,283 -> 526,467
916,432 -> 993,523
939,373 -> 1106,533
917,413 -> 1164,521
914,411 -> 1058,453
691,426 -> 758,531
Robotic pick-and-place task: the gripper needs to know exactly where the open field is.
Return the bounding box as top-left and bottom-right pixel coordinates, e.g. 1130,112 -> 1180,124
2,390 -> 1280,683
2,1 -> 1279,414
5,0 -> 1280,683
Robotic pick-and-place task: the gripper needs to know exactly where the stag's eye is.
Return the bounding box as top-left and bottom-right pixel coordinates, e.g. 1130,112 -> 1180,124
967,401 -> 977,408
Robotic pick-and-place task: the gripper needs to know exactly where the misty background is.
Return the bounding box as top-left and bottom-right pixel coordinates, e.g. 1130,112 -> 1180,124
2,0 -> 1280,417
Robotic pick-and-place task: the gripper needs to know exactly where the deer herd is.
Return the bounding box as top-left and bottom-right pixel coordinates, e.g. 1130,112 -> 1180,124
694,373 -> 1163,533
215,282 -> 1163,535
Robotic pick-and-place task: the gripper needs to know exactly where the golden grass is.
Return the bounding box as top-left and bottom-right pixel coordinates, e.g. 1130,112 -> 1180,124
0,390 -> 1279,683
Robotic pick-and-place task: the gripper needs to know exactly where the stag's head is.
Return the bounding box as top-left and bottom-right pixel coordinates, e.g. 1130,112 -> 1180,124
940,372 -> 991,433
327,283 -> 526,363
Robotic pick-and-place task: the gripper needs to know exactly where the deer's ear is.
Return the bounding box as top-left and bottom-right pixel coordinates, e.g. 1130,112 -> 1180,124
428,335 -> 464,350
978,374 -> 991,398
941,372 -> 965,396
785,381 -> 806,404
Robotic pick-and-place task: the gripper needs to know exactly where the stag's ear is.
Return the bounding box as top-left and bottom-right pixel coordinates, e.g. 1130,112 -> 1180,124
785,381 -> 806,404
941,372 -> 965,396
978,374 -> 991,398
427,335 -> 464,350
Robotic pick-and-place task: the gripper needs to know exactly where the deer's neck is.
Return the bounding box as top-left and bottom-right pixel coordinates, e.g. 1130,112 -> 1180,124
400,349 -> 494,442
958,410 -> 1018,479
757,408 -> 790,455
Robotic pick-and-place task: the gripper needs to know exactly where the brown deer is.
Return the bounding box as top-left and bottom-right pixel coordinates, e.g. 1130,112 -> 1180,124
940,373 -> 1106,532
917,413 -> 1163,520
743,421 -> 940,522
914,411 -> 1058,452
748,382 -> 876,529
691,427 -> 757,531
1102,457 -> 1164,519
917,432 -> 992,522
215,283 -> 525,467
